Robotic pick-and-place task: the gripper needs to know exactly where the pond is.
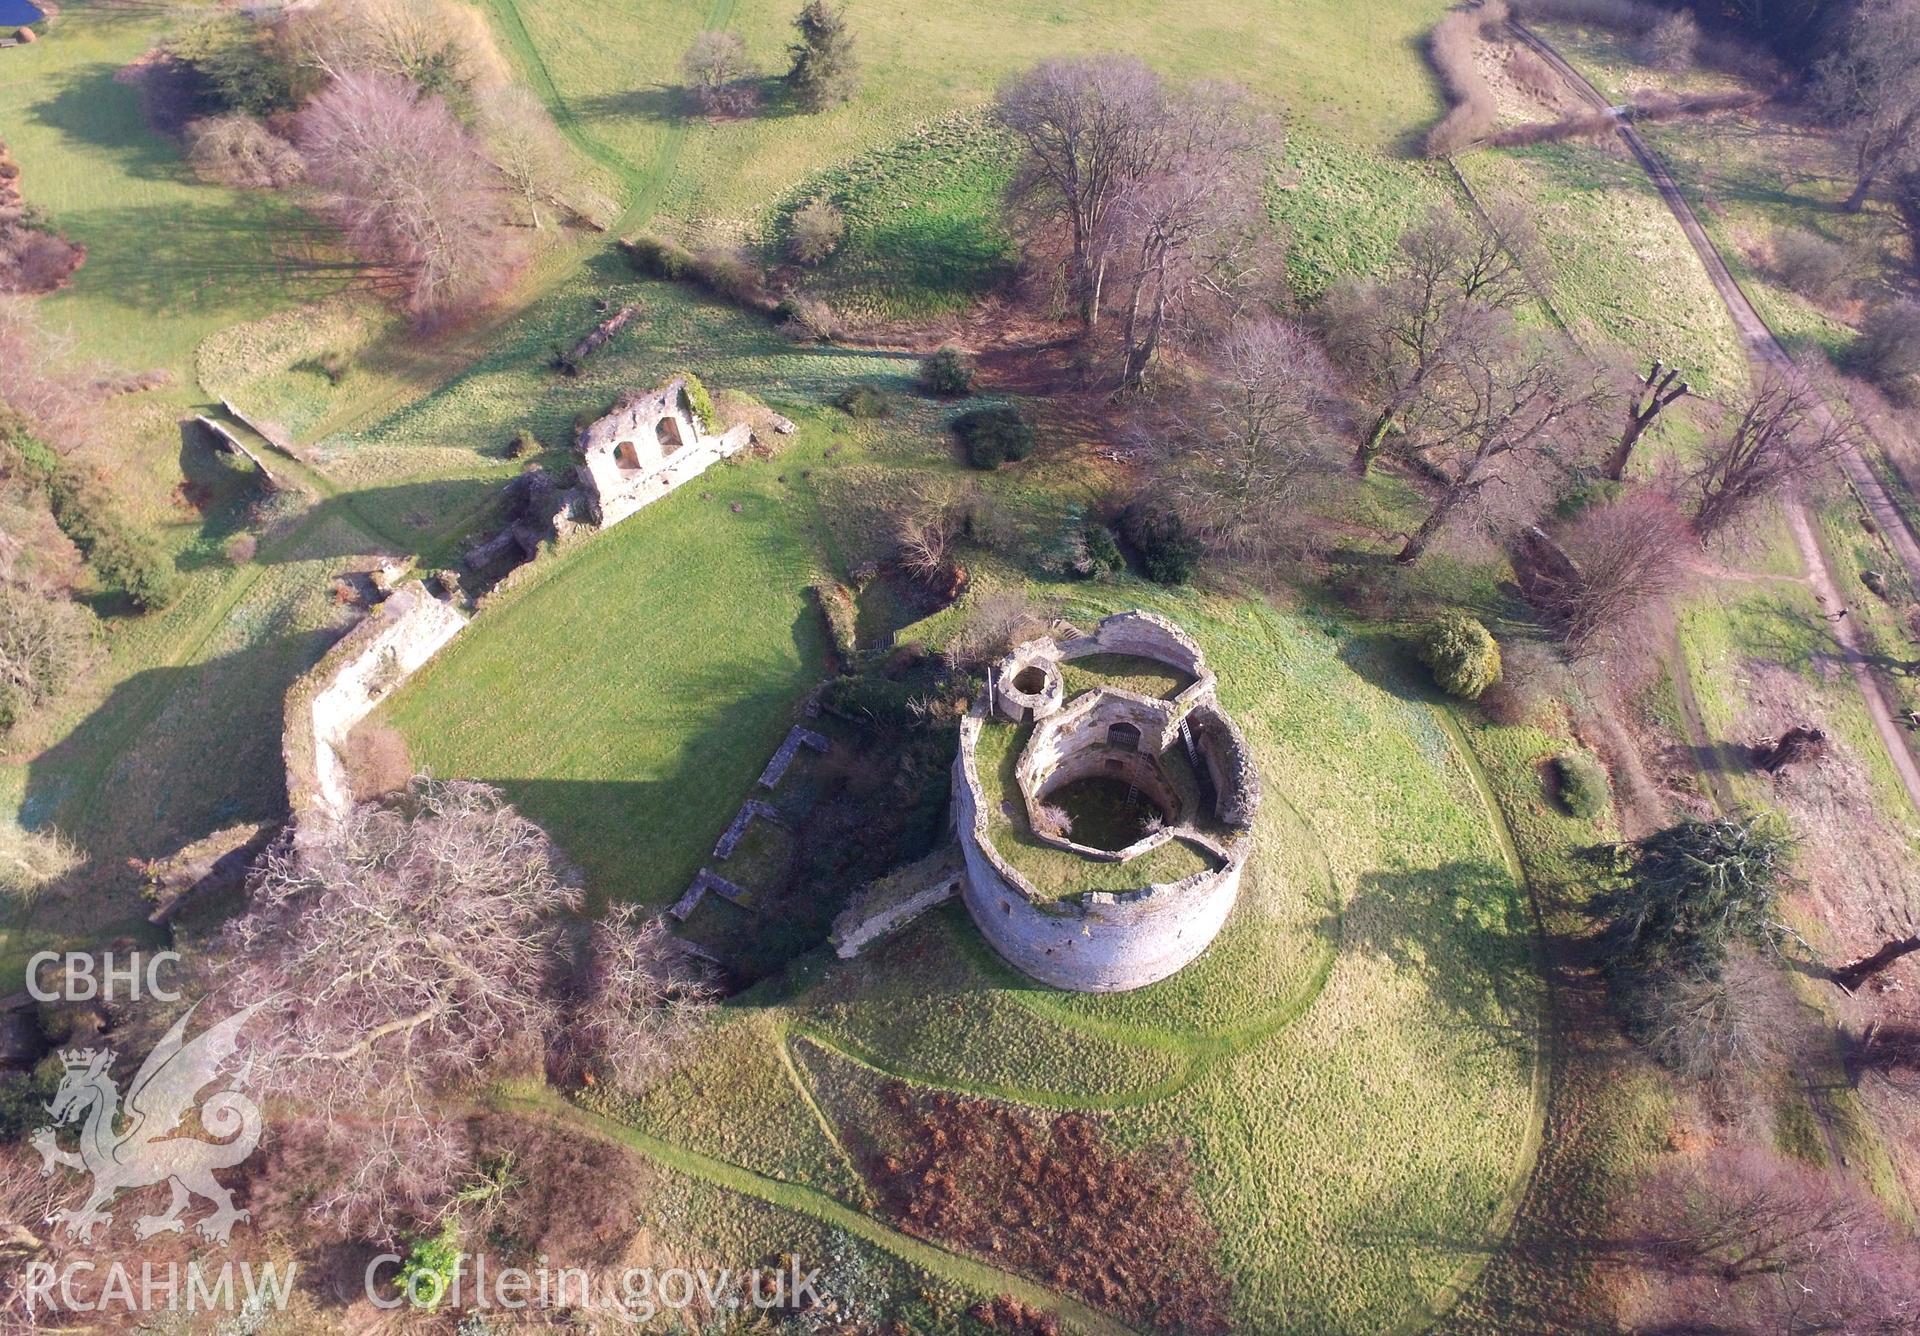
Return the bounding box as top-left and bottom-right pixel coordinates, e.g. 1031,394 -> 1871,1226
0,0 -> 44,25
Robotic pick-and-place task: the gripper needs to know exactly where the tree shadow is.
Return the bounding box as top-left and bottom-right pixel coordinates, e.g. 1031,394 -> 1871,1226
1336,628 -> 1436,707
13,621 -> 344,963
1343,859 -> 1540,1060
1688,736 -> 1753,783
56,202 -> 368,316
570,76 -> 811,127
23,61 -> 185,183
176,419 -> 274,571
26,631 -> 339,860
566,83 -> 687,125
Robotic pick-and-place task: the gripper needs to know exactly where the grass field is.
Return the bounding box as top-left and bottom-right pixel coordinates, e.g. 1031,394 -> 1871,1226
0,3 -> 352,378
1456,139 -> 1747,397
597,589 -> 1543,1333
381,457 -> 829,906
503,0 -> 1456,237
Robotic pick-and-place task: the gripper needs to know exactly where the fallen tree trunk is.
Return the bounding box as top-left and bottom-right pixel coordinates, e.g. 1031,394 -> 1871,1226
1833,935 -> 1920,991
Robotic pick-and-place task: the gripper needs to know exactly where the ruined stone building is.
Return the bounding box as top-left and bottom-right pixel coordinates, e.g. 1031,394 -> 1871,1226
953,611 -> 1263,992
575,378 -> 751,528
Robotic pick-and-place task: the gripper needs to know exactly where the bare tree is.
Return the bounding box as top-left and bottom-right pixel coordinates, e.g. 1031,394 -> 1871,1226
682,29 -> 757,115
1815,0 -> 1920,212
297,71 -> 517,320
1626,1147 -> 1920,1333
1688,371 -> 1858,540
1545,489 -> 1695,658
1605,358 -> 1690,480
476,87 -> 600,230
1636,951 -> 1793,1083
0,300 -> 95,453
893,481 -> 965,582
562,903 -> 715,1091
285,0 -> 509,100
1173,315 -> 1340,558
1322,202 -> 1542,475
1104,83 -> 1271,388
996,56 -> 1169,327
217,781 -> 706,1237
1392,330 -> 1613,564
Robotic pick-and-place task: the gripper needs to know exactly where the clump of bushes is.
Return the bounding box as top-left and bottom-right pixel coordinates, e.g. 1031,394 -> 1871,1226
40,470 -> 180,612
162,13 -> 306,119
919,346 -> 975,397
810,580 -> 859,664
619,233 -> 694,281
690,246 -> 763,303
787,198 -> 846,264
311,349 -> 352,385
833,383 -> 893,418
1508,47 -> 1561,100
618,233 -> 774,309
676,372 -> 718,432
184,113 -> 304,189
774,294 -> 838,341
506,429 -> 541,460
1418,612 -> 1502,701
1849,299 -> 1920,403
1555,474 -> 1624,519
1118,501 -> 1200,586
1634,9 -> 1698,69
1080,520 -> 1125,578
1423,0 -> 1505,156
1552,750 -> 1610,819
1772,228 -> 1854,302
395,1219 -> 463,1310
0,582 -> 100,734
952,405 -> 1033,469
1046,505 -> 1125,580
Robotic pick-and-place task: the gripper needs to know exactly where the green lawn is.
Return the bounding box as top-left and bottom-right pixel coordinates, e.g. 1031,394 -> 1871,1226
503,0 -> 1457,236
1456,139 -> 1747,397
0,4 -> 351,379
773,112 -> 1020,323
381,459 -> 828,906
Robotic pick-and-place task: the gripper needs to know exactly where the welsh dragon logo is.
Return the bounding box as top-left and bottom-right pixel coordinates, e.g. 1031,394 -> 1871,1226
30,1001 -> 264,1245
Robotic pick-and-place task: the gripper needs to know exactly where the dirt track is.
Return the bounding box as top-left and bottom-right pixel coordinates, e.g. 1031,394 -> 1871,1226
1511,20 -> 1920,821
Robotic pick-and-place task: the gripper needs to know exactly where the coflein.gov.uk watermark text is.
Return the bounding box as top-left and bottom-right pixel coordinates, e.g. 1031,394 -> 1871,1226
365,1254 -> 824,1320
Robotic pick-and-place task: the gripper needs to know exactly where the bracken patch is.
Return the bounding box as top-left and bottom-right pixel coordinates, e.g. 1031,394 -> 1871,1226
854,1081 -> 1231,1334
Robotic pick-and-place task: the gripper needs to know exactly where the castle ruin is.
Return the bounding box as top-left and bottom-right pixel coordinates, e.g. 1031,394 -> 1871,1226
953,611 -> 1262,992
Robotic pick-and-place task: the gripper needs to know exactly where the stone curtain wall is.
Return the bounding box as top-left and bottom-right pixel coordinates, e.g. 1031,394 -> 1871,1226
956,609 -> 1264,992
282,582 -> 468,823
1188,704 -> 1263,829
1058,610 -> 1207,677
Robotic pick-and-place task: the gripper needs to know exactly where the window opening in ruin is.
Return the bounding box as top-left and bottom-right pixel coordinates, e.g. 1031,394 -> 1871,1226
656,415 -> 686,456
